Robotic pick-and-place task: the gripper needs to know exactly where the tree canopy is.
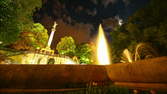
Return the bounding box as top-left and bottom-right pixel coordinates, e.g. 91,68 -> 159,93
75,43 -> 92,64
0,0 -> 42,45
11,23 -> 48,50
56,36 -> 76,56
110,0 -> 167,63
56,36 -> 93,64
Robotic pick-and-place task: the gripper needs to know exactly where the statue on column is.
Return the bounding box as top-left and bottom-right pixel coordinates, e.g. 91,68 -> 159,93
38,21 -> 58,55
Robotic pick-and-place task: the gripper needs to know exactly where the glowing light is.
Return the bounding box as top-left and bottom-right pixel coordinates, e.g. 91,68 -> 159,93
115,16 -> 123,26
122,49 -> 133,63
65,59 -> 76,64
118,19 -> 123,26
97,24 -> 110,65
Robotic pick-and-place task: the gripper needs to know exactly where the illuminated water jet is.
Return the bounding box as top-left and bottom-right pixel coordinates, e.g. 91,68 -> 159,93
97,24 -> 111,65
121,49 -> 133,63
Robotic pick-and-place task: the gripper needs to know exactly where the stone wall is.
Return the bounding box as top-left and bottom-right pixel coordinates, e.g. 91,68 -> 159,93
9,52 -> 75,64
0,64 -> 110,89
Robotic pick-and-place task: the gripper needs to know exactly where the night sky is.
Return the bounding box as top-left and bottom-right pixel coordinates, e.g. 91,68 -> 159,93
33,0 -> 149,48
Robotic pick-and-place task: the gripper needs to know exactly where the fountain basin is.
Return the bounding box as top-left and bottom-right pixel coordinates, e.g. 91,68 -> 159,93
0,57 -> 167,92
0,64 -> 110,90
106,57 -> 167,83
106,57 -> 167,90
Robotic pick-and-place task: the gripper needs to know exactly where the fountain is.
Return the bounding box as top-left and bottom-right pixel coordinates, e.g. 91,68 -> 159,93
96,24 -> 111,65
121,49 -> 133,63
0,24 -> 167,94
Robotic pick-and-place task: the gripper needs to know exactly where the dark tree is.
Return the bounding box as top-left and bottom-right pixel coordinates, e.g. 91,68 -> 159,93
110,0 -> 167,63
0,0 -> 42,45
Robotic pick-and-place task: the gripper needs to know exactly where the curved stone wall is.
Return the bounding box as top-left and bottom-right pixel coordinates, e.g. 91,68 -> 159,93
106,56 -> 167,83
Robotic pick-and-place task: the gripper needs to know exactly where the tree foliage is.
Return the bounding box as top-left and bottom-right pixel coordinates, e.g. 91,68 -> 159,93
110,0 -> 167,63
56,36 -> 76,56
75,43 -> 92,64
110,26 -> 131,63
11,23 -> 48,50
0,0 -> 42,45
56,36 -> 93,64
0,0 -> 20,45
31,23 -> 49,46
